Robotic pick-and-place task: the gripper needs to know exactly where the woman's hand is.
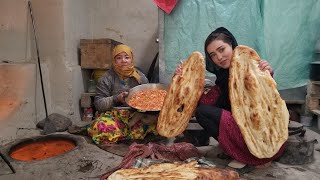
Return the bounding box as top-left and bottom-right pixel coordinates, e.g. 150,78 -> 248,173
258,60 -> 273,74
174,61 -> 183,76
129,112 -> 144,127
116,91 -> 129,104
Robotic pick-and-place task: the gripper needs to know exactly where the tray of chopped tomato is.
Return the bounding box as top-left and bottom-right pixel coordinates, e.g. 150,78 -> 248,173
126,83 -> 168,112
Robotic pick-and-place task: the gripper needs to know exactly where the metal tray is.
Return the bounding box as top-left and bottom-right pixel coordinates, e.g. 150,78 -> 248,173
125,83 -> 168,112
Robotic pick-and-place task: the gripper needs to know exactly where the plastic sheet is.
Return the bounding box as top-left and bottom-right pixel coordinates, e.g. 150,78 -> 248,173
162,0 -> 320,90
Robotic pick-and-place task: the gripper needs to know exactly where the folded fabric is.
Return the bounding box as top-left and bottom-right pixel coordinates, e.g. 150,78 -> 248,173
153,0 -> 178,14
100,142 -> 201,179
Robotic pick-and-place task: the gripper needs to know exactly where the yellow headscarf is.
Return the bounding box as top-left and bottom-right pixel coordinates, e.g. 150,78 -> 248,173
112,44 -> 141,84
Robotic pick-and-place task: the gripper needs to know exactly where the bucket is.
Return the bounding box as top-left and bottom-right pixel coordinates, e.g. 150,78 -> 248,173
93,69 -> 107,81
301,116 -> 313,127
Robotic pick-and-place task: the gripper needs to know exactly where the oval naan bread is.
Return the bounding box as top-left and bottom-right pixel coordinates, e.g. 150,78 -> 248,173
229,45 -> 289,158
108,161 -> 240,180
157,52 -> 205,137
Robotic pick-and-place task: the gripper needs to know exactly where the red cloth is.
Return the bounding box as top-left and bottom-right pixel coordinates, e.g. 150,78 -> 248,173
199,85 -> 221,105
218,110 -> 285,166
199,85 -> 285,166
153,0 -> 178,14
100,142 -> 201,179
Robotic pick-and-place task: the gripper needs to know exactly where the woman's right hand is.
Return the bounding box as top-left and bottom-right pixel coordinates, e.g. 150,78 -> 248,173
174,61 -> 183,76
116,91 -> 128,104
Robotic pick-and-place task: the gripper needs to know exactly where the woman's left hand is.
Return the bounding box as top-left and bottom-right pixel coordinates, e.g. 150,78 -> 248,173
117,91 -> 129,104
258,60 -> 273,74
174,61 -> 183,76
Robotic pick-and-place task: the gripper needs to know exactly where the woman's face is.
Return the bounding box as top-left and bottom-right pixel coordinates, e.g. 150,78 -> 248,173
206,40 -> 233,69
114,52 -> 132,67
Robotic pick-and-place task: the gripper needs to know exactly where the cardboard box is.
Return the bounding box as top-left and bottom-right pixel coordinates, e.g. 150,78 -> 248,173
80,39 -> 121,69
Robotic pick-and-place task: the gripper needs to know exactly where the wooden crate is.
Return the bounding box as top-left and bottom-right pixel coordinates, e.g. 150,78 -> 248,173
80,39 -> 121,69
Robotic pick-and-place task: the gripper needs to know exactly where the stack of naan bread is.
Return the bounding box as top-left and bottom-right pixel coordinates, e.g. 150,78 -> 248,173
107,161 -> 241,180
229,45 -> 289,158
157,52 -> 205,138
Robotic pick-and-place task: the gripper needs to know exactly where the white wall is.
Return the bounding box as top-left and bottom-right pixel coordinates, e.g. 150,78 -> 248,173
83,0 -> 159,73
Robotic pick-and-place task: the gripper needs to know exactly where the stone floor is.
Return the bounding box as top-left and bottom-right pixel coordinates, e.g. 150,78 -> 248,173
0,127 -> 320,180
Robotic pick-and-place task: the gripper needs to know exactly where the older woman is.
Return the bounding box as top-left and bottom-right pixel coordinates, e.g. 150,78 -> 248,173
87,44 -> 157,144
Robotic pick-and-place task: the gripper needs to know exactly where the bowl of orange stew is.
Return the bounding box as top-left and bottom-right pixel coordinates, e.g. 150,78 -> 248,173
125,83 -> 168,112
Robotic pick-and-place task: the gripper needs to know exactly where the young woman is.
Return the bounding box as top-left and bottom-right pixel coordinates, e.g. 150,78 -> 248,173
87,44 -> 157,144
175,27 -> 285,166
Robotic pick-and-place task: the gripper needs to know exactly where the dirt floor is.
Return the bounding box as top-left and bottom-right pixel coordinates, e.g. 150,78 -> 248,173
1,127 -> 320,180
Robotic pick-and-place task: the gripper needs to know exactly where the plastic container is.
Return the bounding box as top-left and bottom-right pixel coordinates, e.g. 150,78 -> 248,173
300,115 -> 313,127
87,79 -> 96,93
93,69 -> 107,81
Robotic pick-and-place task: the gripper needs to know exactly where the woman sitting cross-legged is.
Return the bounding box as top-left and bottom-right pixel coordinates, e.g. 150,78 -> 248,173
87,44 -> 158,144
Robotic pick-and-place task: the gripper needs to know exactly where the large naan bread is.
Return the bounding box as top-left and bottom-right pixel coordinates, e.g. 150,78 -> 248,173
157,52 -> 205,137
107,161 -> 240,180
229,45 -> 289,158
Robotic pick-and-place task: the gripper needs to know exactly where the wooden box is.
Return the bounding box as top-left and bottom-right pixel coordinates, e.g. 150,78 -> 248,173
80,39 -> 121,69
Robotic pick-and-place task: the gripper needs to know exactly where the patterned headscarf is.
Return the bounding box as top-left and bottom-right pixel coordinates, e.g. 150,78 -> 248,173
112,44 -> 141,84
204,27 -> 238,111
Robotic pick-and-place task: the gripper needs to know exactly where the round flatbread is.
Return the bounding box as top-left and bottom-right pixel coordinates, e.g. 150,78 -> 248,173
107,161 -> 240,180
157,52 -> 205,138
229,45 -> 289,158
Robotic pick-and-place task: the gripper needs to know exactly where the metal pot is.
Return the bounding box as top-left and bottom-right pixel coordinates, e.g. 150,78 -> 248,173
277,121 -> 318,165
310,61 -> 320,81
125,83 -> 168,112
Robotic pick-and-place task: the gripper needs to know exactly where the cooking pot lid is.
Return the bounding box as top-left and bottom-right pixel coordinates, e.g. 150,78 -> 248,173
287,130 -> 317,143
288,121 -> 303,131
